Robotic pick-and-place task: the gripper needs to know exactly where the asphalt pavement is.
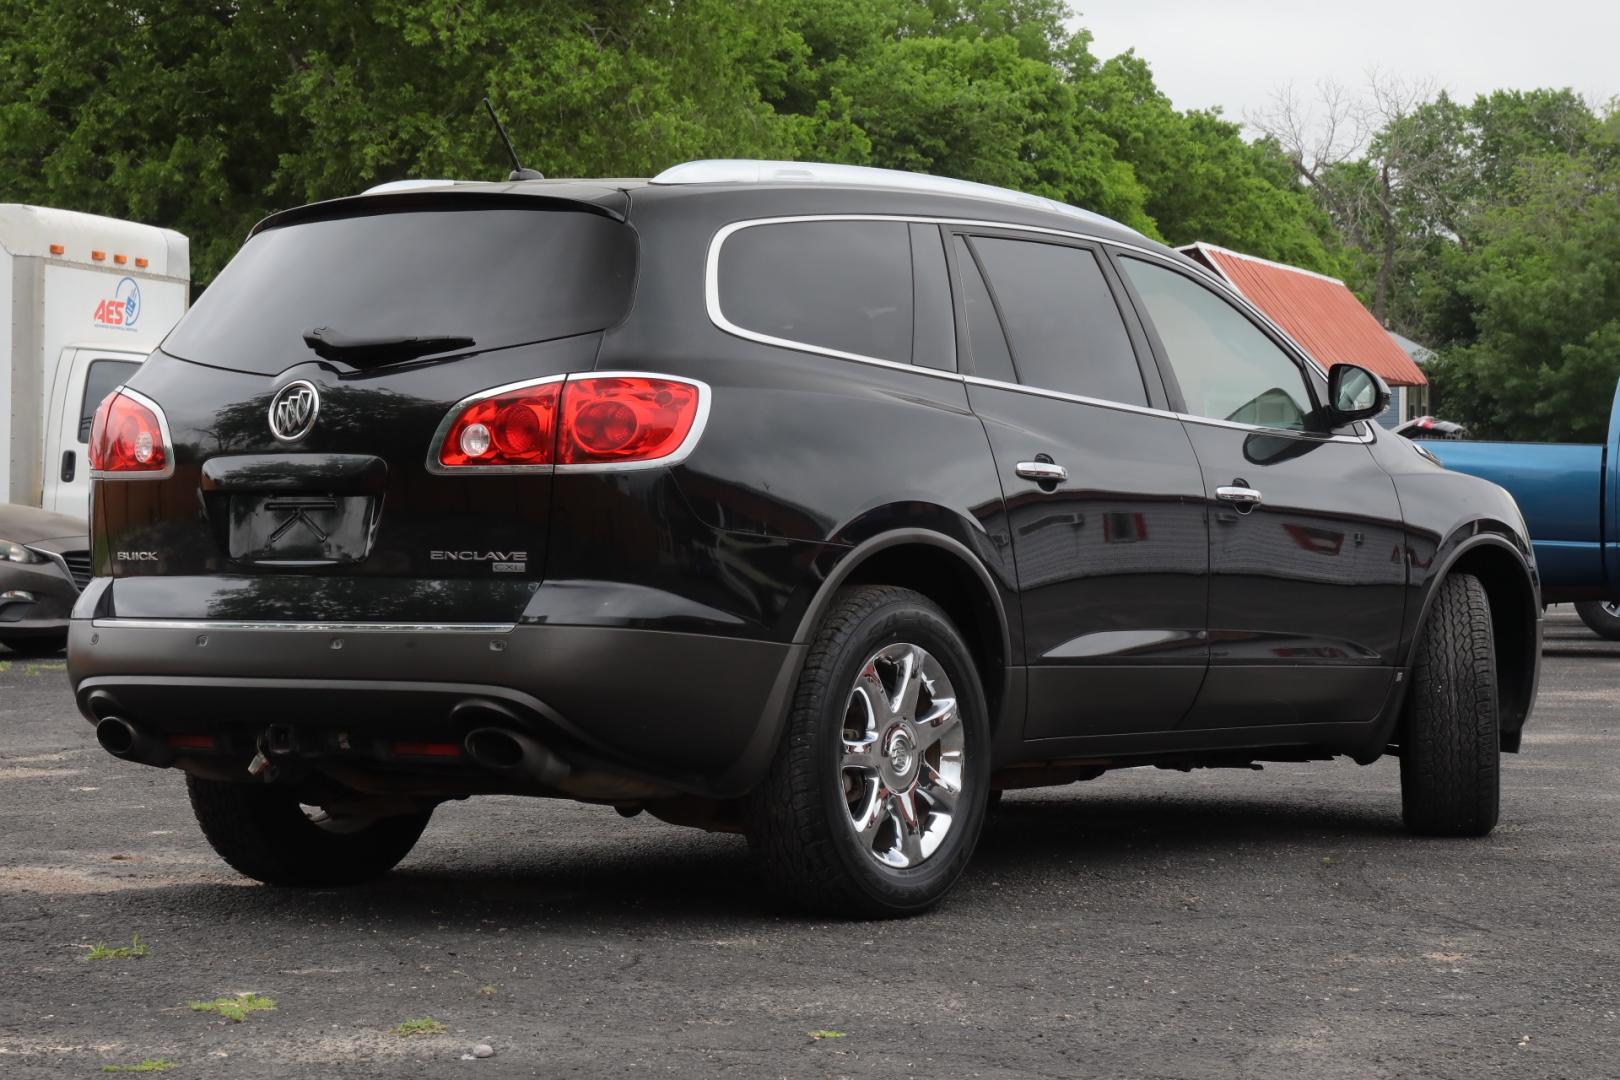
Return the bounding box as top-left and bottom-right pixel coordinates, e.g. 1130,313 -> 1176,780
1,608 -> 1616,1078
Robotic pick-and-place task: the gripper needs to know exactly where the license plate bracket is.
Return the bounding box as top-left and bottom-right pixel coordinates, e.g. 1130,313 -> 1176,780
226,493 -> 379,566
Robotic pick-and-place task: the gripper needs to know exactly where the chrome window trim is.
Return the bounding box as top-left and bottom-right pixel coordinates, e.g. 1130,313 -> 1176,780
705,217 -> 932,375
424,371 -> 713,475
89,385 -> 178,480
92,619 -> 515,633
705,215 -> 1371,445
958,374 -> 1169,420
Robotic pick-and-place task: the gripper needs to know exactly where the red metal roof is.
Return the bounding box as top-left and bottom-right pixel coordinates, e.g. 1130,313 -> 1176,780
1178,243 -> 1426,387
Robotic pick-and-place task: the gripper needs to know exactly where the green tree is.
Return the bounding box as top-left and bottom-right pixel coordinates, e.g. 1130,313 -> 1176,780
769,0 -> 1154,230
0,0 -> 1413,304
1427,116 -> 1620,441
0,0 -> 804,283
1083,51 -> 1342,272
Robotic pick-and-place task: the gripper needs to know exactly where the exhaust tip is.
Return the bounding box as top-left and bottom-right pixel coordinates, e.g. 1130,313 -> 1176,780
96,716 -> 138,757
464,728 -> 525,770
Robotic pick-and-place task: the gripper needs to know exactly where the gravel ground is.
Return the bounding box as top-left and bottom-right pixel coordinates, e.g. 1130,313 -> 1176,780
1,608 -> 1616,1078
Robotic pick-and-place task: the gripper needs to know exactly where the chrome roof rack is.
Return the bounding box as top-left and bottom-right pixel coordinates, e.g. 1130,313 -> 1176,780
361,179 -> 459,195
651,159 -> 1132,233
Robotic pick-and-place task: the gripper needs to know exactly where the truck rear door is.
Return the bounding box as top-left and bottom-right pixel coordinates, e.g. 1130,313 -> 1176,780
44,348 -> 142,517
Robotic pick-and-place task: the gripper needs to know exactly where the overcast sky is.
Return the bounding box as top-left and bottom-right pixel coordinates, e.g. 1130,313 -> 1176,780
1072,1 -> 1619,136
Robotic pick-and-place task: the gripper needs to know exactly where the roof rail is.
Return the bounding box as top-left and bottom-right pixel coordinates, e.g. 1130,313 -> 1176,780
361,179 -> 459,195
650,160 -> 1131,232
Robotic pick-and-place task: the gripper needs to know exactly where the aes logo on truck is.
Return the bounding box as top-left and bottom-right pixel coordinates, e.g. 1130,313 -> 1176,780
92,277 -> 142,331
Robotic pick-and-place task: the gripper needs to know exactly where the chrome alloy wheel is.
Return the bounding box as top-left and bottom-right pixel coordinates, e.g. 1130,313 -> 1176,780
1604,602 -> 1620,618
840,642 -> 964,869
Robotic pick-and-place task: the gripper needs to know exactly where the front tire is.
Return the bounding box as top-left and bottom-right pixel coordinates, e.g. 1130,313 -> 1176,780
187,776 -> 432,886
744,585 -> 990,918
1399,573 -> 1500,836
1573,600 -> 1620,641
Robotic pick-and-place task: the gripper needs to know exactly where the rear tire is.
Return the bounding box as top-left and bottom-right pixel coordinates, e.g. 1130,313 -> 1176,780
1573,600 -> 1620,641
744,585 -> 990,918
187,776 -> 432,886
1399,573 -> 1500,837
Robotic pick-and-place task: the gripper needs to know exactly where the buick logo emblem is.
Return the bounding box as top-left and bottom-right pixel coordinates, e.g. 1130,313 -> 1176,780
269,381 -> 320,441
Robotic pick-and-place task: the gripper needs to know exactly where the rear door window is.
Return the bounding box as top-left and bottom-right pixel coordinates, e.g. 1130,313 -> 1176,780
162,205 -> 636,374
717,220 -> 913,363
952,236 -> 1017,384
909,224 -> 956,370
967,236 -> 1148,406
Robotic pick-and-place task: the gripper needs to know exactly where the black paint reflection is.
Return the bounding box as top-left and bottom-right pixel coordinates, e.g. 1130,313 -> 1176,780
968,384 -> 1210,739
1180,426 -> 1407,729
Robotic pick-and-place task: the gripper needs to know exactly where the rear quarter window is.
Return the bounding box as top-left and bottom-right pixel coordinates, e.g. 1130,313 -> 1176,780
716,220 -> 914,364
162,205 -> 636,374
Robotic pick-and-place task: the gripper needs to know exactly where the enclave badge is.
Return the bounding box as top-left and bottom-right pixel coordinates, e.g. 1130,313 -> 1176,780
269,380 -> 320,441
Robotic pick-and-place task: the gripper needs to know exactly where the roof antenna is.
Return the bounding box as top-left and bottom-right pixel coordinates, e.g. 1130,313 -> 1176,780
483,97 -> 543,181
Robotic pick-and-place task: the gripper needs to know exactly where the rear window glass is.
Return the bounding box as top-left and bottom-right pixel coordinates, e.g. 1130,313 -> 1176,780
163,205 -> 635,374
717,220 -> 913,363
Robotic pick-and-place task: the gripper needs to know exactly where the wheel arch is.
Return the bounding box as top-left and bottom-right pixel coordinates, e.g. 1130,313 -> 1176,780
793,530 -> 1015,740
1402,532 -> 1541,753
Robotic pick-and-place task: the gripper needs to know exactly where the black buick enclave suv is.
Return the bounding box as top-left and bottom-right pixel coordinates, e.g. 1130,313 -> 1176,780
70,160 -> 1541,916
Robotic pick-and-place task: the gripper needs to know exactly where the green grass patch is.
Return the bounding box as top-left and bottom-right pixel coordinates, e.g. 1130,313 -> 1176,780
84,935 -> 149,962
101,1060 -> 177,1074
392,1018 -> 447,1037
0,660 -> 68,675
808,1030 -> 847,1040
188,993 -> 276,1022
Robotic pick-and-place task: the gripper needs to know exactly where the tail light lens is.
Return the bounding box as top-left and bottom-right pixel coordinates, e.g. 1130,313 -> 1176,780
432,374 -> 706,472
89,389 -> 171,476
436,380 -> 562,469
559,377 -> 703,465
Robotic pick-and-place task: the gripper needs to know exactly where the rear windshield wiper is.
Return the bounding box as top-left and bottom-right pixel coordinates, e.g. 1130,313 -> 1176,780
302,327 -> 475,367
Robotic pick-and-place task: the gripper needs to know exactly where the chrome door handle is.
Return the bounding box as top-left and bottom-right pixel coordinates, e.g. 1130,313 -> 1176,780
1215,485 -> 1263,508
1015,461 -> 1068,483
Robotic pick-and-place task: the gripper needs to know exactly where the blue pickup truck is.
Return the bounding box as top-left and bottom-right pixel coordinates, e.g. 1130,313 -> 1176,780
1424,378 -> 1620,638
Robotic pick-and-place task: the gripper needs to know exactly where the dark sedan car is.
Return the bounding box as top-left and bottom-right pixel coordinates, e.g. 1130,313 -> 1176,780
69,160 -> 1540,915
1,503 -> 90,655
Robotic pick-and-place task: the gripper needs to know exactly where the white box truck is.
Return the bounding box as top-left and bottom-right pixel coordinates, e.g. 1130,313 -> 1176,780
2,205 -> 189,517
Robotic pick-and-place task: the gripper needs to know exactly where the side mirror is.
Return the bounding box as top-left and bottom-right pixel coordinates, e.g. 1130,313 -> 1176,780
1327,364 -> 1391,424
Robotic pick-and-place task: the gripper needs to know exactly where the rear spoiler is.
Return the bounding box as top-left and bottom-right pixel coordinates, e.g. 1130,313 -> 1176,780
250,184 -> 633,237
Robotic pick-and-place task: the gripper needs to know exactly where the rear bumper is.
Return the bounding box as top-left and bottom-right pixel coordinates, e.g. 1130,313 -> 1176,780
68,616 -> 802,798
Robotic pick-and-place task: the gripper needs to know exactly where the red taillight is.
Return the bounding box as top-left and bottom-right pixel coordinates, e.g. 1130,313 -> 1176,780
167,734 -> 216,751
89,390 -> 169,474
434,374 -> 705,472
559,377 -> 702,465
437,380 -> 561,468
